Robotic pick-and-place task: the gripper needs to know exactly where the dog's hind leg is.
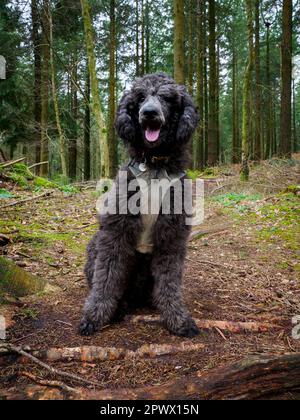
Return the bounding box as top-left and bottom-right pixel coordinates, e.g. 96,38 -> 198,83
84,232 -> 99,288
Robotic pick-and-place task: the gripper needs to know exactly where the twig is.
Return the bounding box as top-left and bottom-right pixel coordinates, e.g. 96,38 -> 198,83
28,161 -> 49,170
186,256 -> 235,270
18,371 -> 80,395
0,343 -> 100,387
130,315 -> 276,333
0,191 -> 54,210
214,327 -> 228,341
0,157 -> 26,169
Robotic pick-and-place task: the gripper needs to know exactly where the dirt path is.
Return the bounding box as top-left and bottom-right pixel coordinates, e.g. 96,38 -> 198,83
0,161 -> 299,397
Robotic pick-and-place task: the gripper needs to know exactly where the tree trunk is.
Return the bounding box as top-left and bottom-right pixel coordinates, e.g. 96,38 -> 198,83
254,0 -> 261,160
80,0 -> 110,177
108,0 -> 117,178
141,0 -> 145,76
84,65 -> 91,181
0,256 -> 46,297
40,0 -> 50,177
31,0 -> 42,172
135,0 -> 140,77
279,0 -> 293,158
204,10 -> 208,166
232,34 -> 239,163
145,0 -> 150,74
173,0 -> 185,85
4,354 -> 300,400
68,53 -> 78,180
241,0 -> 254,181
208,0 -> 218,166
264,22 -> 271,159
49,8 -> 68,178
187,0 -> 194,95
194,0 -> 204,169
292,78 -> 298,152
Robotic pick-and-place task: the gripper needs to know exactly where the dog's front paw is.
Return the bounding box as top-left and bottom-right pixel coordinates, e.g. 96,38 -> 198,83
176,317 -> 199,338
78,318 -> 97,336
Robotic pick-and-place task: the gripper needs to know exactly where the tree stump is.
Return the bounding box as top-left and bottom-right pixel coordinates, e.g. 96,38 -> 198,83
0,256 -> 46,297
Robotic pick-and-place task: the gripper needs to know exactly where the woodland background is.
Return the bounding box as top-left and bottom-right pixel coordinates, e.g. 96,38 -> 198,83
0,0 -> 299,183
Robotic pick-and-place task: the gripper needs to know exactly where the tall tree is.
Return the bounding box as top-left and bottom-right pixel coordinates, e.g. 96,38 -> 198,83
108,0 -> 117,178
187,0 -> 194,95
208,0 -> 218,166
40,0 -> 50,177
135,0 -> 140,76
194,0 -> 205,169
49,6 -> 68,178
173,0 -> 184,84
231,23 -> 239,163
80,0 -> 110,177
84,65 -> 91,181
31,0 -> 42,170
254,0 -> 261,160
145,0 -> 150,74
69,53 -> 78,180
241,0 -> 255,181
279,0 -> 293,158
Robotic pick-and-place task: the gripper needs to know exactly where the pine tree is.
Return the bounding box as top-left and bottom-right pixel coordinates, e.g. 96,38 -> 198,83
279,0 -> 293,158
173,0 -> 184,84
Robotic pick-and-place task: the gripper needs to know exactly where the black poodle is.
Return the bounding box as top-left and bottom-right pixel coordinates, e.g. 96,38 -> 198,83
79,73 -> 199,338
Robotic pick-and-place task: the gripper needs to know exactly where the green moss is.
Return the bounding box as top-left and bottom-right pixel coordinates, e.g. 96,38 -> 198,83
34,177 -> 57,189
12,163 -> 34,180
0,189 -> 14,199
0,256 -> 46,297
19,307 -> 39,320
8,172 -> 29,188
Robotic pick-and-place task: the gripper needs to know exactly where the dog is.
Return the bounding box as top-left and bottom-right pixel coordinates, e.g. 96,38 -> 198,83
79,73 -> 199,338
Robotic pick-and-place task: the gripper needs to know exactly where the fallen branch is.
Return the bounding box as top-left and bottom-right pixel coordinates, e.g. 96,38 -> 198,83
0,157 -> 26,169
1,342 -> 205,363
28,161 -> 49,170
0,191 -> 54,210
130,315 -> 276,333
3,353 -> 300,400
189,225 -> 230,241
0,343 -> 100,387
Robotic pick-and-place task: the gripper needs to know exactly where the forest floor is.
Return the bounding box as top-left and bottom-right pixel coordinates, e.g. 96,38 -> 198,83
0,156 -> 299,399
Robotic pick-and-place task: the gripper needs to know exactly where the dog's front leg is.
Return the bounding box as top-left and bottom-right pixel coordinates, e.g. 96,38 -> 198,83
151,252 -> 199,338
79,228 -> 135,336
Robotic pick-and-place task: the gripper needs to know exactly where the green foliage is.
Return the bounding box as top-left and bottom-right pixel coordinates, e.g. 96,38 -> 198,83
12,163 -> 34,179
34,177 -> 57,189
0,188 -> 13,198
213,192 -> 262,213
8,172 -> 29,188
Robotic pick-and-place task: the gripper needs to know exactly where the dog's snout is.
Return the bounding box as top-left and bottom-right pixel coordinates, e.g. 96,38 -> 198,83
142,106 -> 158,119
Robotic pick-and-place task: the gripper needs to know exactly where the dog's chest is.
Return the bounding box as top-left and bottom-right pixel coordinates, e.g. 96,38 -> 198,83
129,162 -> 185,254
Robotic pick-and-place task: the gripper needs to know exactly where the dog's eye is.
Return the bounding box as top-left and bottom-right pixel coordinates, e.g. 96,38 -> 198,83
160,94 -> 171,103
139,94 -> 146,102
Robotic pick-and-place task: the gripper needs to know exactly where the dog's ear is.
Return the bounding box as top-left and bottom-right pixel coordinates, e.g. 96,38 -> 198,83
176,87 -> 199,143
115,90 -> 136,142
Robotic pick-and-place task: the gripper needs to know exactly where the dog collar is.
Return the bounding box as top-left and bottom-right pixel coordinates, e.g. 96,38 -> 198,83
129,160 -> 186,181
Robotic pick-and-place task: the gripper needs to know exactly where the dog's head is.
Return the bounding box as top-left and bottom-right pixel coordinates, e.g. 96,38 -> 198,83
115,73 -> 198,152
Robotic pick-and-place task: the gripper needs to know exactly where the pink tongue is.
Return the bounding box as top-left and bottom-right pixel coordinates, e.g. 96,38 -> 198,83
145,129 -> 160,142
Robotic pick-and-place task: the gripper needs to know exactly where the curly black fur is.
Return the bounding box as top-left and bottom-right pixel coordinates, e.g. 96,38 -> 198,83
79,73 -> 199,338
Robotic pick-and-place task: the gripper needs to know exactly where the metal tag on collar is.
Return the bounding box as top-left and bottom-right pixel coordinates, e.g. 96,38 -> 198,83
139,162 -> 147,172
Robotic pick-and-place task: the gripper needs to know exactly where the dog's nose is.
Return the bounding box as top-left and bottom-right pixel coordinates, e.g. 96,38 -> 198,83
142,107 -> 158,119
